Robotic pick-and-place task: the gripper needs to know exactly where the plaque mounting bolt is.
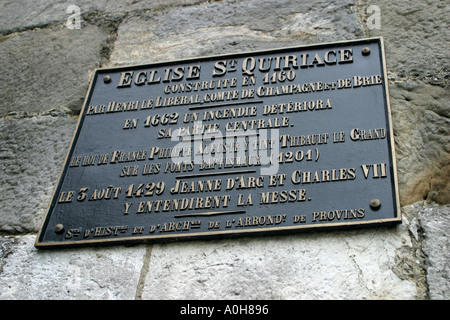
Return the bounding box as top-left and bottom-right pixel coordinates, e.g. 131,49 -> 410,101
370,199 -> 381,210
54,224 -> 64,234
362,47 -> 371,56
103,75 -> 112,83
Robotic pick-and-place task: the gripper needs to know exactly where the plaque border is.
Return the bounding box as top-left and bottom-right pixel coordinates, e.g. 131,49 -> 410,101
35,37 -> 401,249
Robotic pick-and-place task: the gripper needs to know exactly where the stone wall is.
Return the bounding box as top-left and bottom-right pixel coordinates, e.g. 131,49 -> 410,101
0,0 -> 448,300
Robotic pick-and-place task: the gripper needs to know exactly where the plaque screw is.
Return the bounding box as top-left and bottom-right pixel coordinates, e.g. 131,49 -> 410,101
370,199 -> 381,210
362,47 -> 371,56
103,75 -> 112,83
54,224 -> 64,234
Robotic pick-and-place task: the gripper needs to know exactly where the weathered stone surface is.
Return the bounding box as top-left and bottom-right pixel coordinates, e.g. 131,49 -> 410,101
401,201 -> 450,299
137,202 -> 448,300
0,115 -> 77,233
389,79 -> 450,205
108,0 -> 363,66
0,236 -> 15,274
0,0 -> 205,35
418,203 -> 450,299
0,24 -> 109,116
361,0 -> 449,87
142,226 -> 417,300
0,235 -> 146,299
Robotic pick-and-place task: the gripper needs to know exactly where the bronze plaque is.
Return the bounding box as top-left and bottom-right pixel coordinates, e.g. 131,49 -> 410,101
35,37 -> 401,248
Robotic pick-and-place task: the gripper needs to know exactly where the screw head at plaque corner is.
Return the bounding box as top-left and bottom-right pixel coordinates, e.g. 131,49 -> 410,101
54,224 -> 64,234
362,47 -> 371,56
103,75 -> 112,83
370,199 -> 381,210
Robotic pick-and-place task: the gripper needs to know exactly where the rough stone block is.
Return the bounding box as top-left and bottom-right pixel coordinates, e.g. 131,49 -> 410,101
0,115 -> 77,233
363,0 -> 449,86
389,80 -> 449,205
0,0 -> 205,34
142,226 -> 417,299
0,24 -> 109,116
0,235 -> 146,299
418,203 -> 450,299
108,0 -> 363,66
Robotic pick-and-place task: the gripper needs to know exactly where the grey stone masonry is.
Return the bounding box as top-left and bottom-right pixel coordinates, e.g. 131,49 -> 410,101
0,0 -> 448,300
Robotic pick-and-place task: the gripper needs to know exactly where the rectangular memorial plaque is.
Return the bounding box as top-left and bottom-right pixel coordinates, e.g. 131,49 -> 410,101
35,37 -> 401,248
